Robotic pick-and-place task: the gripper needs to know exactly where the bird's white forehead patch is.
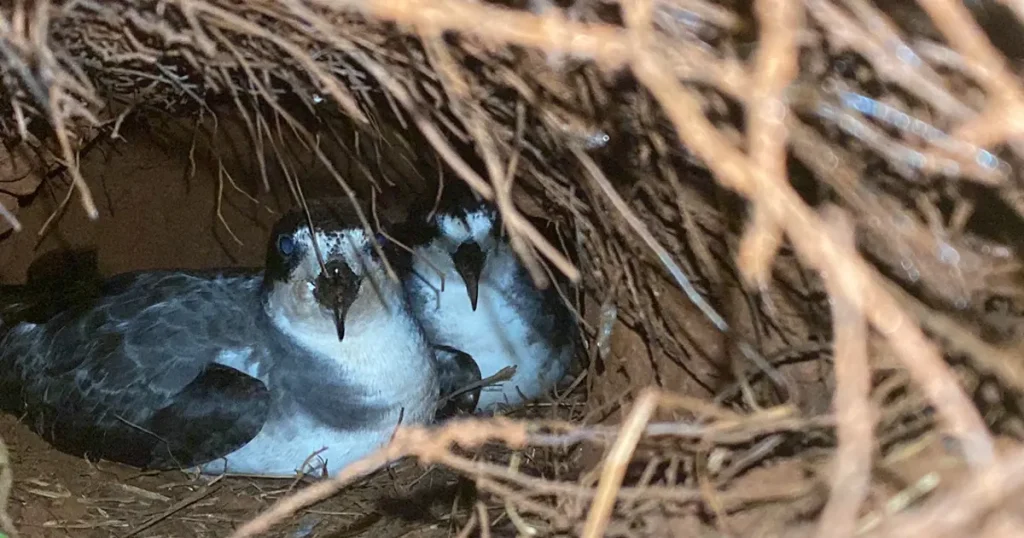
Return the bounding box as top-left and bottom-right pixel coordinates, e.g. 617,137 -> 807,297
437,210 -> 495,245
289,227 -> 374,277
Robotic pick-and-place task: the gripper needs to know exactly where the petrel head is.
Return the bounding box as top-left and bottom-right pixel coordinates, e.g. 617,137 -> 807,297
262,198 -> 398,344
434,205 -> 499,312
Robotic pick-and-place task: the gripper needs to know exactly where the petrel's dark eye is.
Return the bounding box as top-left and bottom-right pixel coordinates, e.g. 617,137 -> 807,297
277,235 -> 296,256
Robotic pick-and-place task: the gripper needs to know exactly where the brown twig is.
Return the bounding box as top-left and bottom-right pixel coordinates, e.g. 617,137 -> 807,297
124,482 -> 222,537
0,433 -> 17,538
627,16 -> 995,468
574,146 -> 727,330
0,199 -> 20,233
815,205 -> 875,538
580,389 -> 658,538
860,445 -> 1024,538
733,0 -> 802,299
228,441 -> 408,538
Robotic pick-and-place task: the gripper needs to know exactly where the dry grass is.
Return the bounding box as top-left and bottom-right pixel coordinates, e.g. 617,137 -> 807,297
3,0 -> 1024,536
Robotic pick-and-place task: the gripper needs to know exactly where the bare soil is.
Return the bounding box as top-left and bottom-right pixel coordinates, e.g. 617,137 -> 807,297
1,411 -> 469,538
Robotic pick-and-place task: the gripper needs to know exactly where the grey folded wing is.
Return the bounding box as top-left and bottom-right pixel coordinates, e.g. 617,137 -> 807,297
0,270 -> 271,470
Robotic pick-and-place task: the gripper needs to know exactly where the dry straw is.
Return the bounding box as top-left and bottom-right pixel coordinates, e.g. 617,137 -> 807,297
3,0 -> 1024,536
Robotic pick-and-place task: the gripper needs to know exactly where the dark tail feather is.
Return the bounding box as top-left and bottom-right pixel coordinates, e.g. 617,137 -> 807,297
25,248 -> 101,288
0,248 -> 102,328
433,344 -> 482,421
1,249 -> 104,417
0,283 -> 33,335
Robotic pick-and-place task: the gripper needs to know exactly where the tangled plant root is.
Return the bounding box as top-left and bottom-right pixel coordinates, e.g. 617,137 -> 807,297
3,0 -> 1024,536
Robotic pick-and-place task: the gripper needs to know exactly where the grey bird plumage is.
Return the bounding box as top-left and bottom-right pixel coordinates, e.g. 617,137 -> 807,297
0,198 -> 441,477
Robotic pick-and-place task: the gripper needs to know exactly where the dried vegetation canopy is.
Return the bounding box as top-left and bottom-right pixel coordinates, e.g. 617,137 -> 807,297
4,0 -> 1024,537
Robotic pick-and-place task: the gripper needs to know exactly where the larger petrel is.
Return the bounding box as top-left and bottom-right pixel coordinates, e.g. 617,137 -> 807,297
0,198 -> 441,477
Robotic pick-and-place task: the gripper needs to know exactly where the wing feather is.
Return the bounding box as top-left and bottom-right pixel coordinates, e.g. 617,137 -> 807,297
1,269 -> 271,469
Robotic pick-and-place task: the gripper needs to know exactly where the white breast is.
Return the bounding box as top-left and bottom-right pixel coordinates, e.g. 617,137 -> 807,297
268,278 -> 438,420
407,243 -> 570,412
199,412 -> 404,477
205,281 -> 438,478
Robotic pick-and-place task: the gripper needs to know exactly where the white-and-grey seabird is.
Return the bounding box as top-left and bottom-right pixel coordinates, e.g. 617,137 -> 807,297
401,195 -> 577,413
0,198 -> 443,477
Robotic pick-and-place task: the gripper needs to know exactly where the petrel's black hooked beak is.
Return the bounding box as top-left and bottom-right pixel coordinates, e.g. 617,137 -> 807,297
314,259 -> 361,341
452,242 -> 485,311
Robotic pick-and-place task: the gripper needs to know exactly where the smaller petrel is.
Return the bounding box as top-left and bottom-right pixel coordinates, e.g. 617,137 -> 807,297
402,197 -> 577,413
